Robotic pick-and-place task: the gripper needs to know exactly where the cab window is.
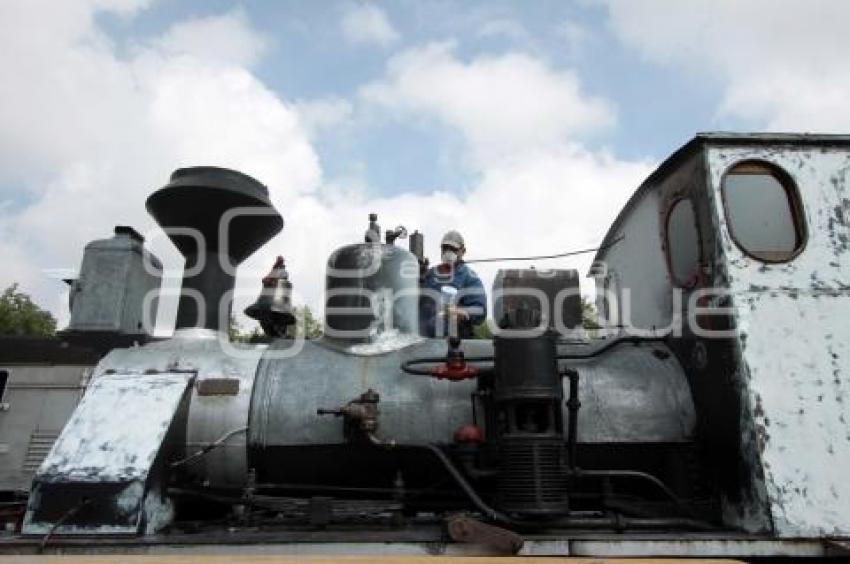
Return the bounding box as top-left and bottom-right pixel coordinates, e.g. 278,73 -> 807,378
666,198 -> 701,286
722,161 -> 805,262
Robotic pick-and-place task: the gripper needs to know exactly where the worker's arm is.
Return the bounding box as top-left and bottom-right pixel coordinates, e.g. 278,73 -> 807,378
457,270 -> 487,326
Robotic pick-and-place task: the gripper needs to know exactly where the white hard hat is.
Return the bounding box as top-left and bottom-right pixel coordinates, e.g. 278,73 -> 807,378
441,230 -> 465,250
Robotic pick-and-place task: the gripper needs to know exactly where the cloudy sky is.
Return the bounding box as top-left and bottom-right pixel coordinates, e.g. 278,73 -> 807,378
1,0 -> 848,332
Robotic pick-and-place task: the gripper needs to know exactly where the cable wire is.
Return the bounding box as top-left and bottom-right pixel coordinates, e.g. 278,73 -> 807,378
170,426 -> 248,469
464,235 -> 624,264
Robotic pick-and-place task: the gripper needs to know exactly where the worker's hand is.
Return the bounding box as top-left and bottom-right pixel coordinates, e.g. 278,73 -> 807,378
446,306 -> 470,322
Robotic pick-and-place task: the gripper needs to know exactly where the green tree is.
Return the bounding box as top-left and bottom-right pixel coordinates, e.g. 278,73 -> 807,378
228,305 -> 322,342
291,305 -> 323,340
472,321 -> 493,339
581,295 -> 601,332
0,284 -> 57,337
228,317 -> 263,343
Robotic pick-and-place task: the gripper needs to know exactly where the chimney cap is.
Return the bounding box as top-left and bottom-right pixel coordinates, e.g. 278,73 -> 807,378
167,166 -> 271,203
145,166 -> 283,263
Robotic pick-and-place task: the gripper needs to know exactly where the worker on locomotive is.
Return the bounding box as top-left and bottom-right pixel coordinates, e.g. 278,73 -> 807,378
420,229 -> 487,338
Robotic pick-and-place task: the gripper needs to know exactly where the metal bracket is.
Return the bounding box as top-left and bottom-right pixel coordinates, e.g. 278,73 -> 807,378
446,513 -> 523,554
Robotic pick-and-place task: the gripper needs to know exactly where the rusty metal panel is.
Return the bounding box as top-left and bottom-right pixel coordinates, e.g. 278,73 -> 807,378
196,378 -> 240,396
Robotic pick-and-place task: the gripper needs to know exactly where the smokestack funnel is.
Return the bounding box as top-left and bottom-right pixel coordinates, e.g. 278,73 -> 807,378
146,167 -> 283,333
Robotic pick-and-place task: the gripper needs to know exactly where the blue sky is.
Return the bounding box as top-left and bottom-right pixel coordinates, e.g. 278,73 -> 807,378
98,0 -> 729,193
1,0 -> 847,329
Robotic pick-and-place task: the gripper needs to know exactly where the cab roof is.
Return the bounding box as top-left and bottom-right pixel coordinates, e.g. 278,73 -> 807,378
591,132 -> 850,269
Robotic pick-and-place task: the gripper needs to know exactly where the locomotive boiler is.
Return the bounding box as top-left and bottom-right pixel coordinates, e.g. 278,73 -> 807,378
8,133 -> 850,558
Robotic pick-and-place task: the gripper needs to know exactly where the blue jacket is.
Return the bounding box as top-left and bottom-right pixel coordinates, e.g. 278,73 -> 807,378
420,262 -> 487,338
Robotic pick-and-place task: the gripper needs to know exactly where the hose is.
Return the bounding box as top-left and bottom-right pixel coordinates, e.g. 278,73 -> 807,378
39,498 -> 92,553
170,427 -> 248,468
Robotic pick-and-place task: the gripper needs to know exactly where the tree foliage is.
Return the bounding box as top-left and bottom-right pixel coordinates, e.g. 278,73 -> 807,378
291,305 -> 323,340
581,295 -> 601,330
0,284 -> 57,337
228,305 -> 323,342
228,317 -> 263,343
472,321 -> 493,339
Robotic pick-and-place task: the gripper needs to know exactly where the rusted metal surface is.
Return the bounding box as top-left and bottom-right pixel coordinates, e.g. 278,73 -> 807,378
0,531 -> 815,558
0,556 -> 747,564
195,378 -> 240,396
705,144 -> 850,537
446,514 -> 524,554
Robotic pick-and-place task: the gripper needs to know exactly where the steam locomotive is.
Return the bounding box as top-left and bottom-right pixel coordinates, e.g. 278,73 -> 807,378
1,133 -> 848,558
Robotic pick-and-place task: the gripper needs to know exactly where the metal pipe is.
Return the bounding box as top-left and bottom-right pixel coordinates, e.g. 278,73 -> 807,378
418,443 -> 509,523
409,230 -> 424,261
567,468 -> 695,518
253,483 -> 457,497
563,369 -> 580,470
414,444 -> 713,531
556,335 -> 669,359
171,451 -> 715,533
401,335 -> 670,376
542,515 -> 715,531
400,356 -> 494,376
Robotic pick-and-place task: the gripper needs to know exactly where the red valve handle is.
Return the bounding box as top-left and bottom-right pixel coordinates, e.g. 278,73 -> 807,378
430,362 -> 479,381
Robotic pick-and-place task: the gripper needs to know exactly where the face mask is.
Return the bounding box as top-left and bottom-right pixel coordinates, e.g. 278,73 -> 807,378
441,250 -> 458,265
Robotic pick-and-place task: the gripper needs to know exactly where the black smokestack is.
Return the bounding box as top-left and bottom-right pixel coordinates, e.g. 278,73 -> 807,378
146,167 -> 283,333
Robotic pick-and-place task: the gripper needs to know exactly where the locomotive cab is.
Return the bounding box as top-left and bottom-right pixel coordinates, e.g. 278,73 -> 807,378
593,132 -> 850,537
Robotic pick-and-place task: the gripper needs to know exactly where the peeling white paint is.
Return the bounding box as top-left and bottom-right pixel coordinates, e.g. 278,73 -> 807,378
595,135 -> 850,539
143,486 -> 175,535
36,372 -> 192,482
97,339 -> 265,488
707,145 -> 850,537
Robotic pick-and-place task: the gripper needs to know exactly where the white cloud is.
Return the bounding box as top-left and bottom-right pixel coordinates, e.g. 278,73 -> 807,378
477,19 -> 529,42
152,8 -> 271,68
271,143 -> 650,329
293,97 -> 354,139
0,1 -> 651,335
340,2 -> 400,47
0,0 -> 321,330
356,41 -> 649,301
361,42 -> 616,166
601,0 -> 850,130
558,21 -> 590,56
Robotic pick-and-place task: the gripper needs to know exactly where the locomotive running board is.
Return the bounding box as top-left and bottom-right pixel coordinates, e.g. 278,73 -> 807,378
21,371 -> 194,536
